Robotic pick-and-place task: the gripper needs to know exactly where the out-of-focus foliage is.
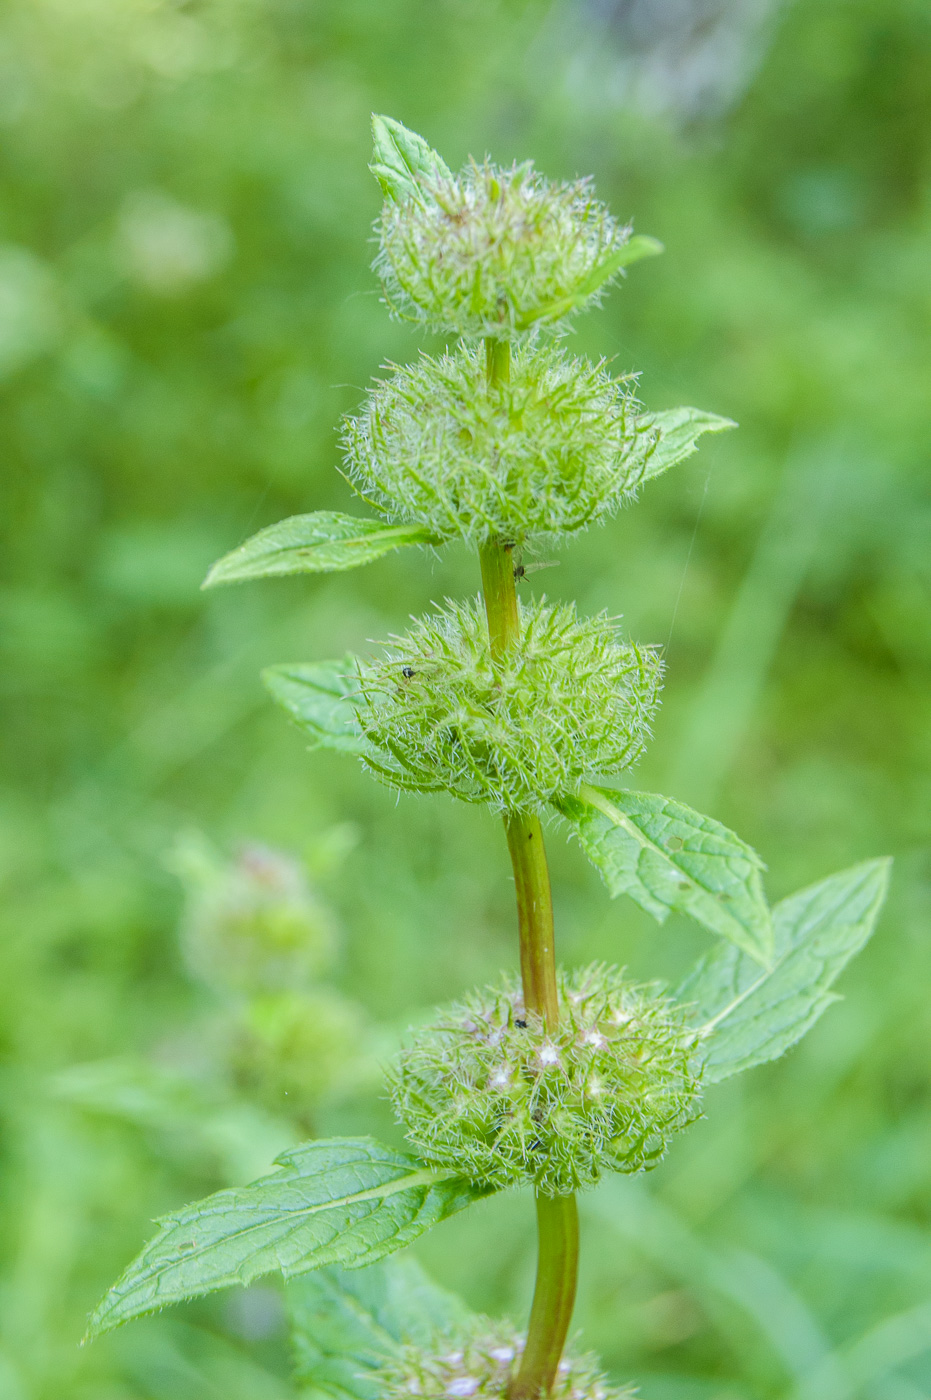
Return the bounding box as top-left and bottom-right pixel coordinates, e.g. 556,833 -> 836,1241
0,0 -> 928,1397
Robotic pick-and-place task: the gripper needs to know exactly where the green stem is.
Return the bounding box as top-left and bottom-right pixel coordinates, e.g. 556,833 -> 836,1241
510,1195 -> 580,1400
479,334 -> 578,1397
504,810 -> 559,1029
480,535 -> 519,661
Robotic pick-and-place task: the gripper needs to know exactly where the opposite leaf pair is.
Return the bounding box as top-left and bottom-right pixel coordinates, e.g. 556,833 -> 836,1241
88,856 -> 888,1337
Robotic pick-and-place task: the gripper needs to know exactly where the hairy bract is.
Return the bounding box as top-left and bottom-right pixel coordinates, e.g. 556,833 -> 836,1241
374,159 -> 630,338
389,964 -> 702,1195
355,598 -> 662,812
343,342 -> 652,545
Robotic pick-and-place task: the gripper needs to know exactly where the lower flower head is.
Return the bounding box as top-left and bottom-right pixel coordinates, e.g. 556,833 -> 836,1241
389,964 -> 703,1195
356,598 -> 661,813
375,1317 -> 634,1400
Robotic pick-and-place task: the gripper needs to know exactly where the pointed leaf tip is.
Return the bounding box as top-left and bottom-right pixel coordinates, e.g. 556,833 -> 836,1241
678,857 -> 891,1081
202,512 -> 441,588
636,407 -> 737,484
87,1136 -> 487,1338
370,114 -> 451,204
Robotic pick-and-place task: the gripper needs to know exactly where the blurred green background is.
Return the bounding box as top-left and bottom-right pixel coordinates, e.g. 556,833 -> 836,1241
1,0 -> 930,1396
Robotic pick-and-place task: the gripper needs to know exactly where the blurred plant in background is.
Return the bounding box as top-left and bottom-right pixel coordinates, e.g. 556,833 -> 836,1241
56,829 -> 379,1185
0,0 -> 928,1397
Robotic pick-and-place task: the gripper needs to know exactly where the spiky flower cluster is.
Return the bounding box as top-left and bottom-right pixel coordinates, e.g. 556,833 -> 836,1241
389,964 -> 702,1195
375,159 -> 630,339
343,343 -> 654,546
173,837 -> 335,995
375,1317 -> 634,1400
355,599 -> 661,813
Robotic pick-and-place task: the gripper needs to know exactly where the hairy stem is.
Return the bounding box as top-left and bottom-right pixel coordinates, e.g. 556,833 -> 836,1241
480,334 -> 578,1397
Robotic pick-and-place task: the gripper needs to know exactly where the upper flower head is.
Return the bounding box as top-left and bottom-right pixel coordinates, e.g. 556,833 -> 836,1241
375,154 -> 644,339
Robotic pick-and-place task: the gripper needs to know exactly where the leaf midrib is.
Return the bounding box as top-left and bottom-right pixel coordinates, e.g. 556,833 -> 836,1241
154,1163 -> 459,1251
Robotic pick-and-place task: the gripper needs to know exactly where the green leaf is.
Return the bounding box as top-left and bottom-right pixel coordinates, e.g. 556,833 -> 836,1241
575,234 -> 665,296
677,858 -> 891,1082
557,784 -> 773,963
202,513 -> 440,588
370,114 -> 452,205
520,235 -> 664,327
262,658 -> 369,756
288,1257 -> 470,1399
636,406 -> 737,483
87,1137 -> 486,1338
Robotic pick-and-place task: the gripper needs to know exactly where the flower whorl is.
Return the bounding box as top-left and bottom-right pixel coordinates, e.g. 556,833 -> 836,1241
374,159 -> 630,339
375,1318 -> 634,1400
389,965 -> 703,1195
343,343 -> 655,547
355,598 -> 661,813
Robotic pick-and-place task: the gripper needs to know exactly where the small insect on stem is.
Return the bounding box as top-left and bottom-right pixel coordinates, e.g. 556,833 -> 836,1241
401,666 -> 416,679
513,548 -> 560,583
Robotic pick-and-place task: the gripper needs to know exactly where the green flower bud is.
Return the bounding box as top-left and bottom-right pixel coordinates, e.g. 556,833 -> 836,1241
389,964 -> 702,1196
170,835 -> 336,996
230,988 -> 376,1124
376,1317 -> 633,1400
374,158 -> 631,339
356,599 -> 661,813
343,343 -> 652,547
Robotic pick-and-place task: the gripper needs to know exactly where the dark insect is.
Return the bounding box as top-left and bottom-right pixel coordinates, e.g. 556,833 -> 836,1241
401,666 -> 416,679
513,549 -> 559,583
515,1018 -> 528,1029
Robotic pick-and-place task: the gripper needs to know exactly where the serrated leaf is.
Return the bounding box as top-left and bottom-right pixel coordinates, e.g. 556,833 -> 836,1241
288,1258 -> 470,1399
677,858 -> 891,1082
519,235 -> 664,328
87,1137 -> 486,1338
202,513 -> 439,588
636,406 -> 737,483
262,658 -> 369,756
557,784 -> 773,963
370,114 -> 452,205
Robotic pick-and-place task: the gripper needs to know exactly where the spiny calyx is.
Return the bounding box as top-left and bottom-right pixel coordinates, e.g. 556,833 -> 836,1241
355,598 -> 661,813
374,156 -> 635,339
374,1316 -> 634,1400
343,342 -> 655,547
389,964 -> 703,1195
